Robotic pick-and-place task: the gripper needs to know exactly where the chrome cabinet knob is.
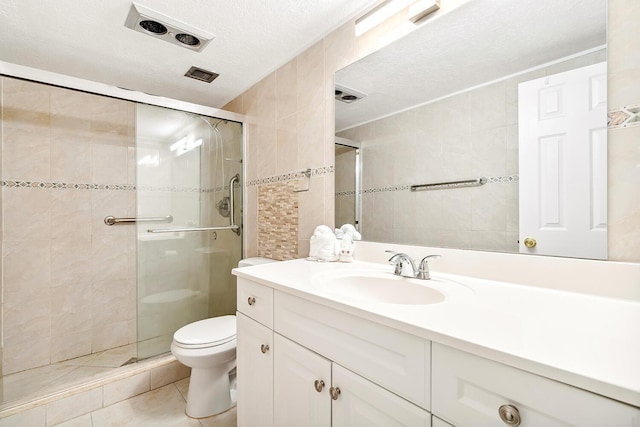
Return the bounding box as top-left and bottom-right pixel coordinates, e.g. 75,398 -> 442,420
523,237 -> 537,248
498,404 -> 521,426
247,296 -> 256,306
314,380 -> 325,393
260,344 -> 269,354
329,386 -> 341,400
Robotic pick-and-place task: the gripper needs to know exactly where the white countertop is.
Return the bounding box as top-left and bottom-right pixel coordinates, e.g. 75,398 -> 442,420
233,259 -> 640,408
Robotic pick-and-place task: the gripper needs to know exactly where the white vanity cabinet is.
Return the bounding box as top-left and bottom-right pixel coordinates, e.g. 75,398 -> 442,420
237,278 -> 432,427
432,343 -> 640,427
236,276 -> 639,427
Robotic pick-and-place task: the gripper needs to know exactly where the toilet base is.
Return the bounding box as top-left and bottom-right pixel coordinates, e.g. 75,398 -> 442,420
186,365 -> 235,418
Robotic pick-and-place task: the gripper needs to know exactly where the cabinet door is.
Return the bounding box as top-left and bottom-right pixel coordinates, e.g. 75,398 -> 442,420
274,334 -> 331,427
236,312 -> 273,427
332,364 -> 431,427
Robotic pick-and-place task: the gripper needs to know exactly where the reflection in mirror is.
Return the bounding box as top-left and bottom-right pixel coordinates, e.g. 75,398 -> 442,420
335,0 -> 607,259
335,137 -> 361,230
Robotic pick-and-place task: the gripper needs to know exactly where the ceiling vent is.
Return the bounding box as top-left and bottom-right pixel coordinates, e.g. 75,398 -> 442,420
185,66 -> 219,83
124,2 -> 214,52
335,83 -> 367,104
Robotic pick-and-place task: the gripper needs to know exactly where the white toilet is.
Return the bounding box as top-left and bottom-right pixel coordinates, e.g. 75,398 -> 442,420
171,257 -> 275,418
171,315 -> 237,418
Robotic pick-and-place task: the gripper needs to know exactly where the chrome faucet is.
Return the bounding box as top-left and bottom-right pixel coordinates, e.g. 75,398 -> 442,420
416,255 -> 442,280
386,251 -> 417,278
386,251 -> 441,280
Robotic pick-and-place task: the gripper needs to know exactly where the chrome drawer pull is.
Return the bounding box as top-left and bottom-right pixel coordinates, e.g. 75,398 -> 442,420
247,296 -> 256,306
499,404 -> 521,426
314,380 -> 325,392
260,344 -> 270,354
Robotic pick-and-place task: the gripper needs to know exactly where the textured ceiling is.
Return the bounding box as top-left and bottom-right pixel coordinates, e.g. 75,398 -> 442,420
335,0 -> 607,131
0,0 -> 377,108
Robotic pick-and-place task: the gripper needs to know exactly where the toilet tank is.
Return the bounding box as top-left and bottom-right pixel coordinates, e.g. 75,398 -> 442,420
238,257 -> 276,268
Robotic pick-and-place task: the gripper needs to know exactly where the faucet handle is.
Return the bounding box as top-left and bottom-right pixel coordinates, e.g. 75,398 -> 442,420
417,255 -> 442,280
386,251 -> 404,275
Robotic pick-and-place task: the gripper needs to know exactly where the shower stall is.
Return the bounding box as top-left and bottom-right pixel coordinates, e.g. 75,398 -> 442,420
0,76 -> 242,409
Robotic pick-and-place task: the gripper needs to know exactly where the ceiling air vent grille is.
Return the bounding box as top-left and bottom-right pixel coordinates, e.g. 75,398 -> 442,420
185,66 -> 219,83
335,83 -> 367,104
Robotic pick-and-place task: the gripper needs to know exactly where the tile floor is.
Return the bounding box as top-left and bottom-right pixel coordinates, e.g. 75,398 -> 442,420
56,378 -> 236,427
0,344 -> 138,407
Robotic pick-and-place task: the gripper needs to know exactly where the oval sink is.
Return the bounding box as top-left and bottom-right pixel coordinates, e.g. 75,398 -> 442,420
320,273 -> 446,305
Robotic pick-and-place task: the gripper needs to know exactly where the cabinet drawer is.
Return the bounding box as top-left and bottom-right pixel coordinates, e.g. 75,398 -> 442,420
274,291 -> 430,409
432,343 -> 640,427
237,278 -> 273,328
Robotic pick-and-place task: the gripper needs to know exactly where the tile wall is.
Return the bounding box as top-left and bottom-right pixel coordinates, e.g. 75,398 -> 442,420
0,77 -> 137,375
336,50 -> 605,253
607,0 -> 640,262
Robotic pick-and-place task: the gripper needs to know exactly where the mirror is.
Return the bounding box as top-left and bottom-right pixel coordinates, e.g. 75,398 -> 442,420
335,0 -> 608,259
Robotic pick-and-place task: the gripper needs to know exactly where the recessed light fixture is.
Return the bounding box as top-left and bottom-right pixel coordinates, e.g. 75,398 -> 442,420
124,2 -> 214,52
408,0 -> 440,24
335,83 -> 367,104
355,0 -> 414,36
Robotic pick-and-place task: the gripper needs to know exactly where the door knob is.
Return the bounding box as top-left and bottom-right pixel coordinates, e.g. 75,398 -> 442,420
260,344 -> 269,354
314,380 -> 325,392
523,237 -> 537,248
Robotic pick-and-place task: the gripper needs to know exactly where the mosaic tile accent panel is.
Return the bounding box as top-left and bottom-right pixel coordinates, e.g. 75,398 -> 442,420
608,105 -> 640,129
258,181 -> 299,260
247,166 -> 334,187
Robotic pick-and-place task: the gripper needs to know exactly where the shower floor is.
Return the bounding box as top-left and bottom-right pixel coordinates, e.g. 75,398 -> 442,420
0,344 -> 137,407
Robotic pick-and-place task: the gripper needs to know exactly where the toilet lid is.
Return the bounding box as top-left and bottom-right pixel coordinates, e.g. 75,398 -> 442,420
173,315 -> 236,348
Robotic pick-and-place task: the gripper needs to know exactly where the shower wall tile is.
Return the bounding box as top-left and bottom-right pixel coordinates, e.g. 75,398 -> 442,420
2,126 -> 51,181
91,143 -> 128,184
51,331 -> 92,364
1,77 -> 137,375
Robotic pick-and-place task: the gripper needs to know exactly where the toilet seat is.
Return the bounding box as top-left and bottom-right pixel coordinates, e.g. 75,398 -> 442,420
173,315 -> 236,349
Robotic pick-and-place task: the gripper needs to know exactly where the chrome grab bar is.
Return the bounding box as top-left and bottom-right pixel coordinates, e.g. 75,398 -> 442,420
104,215 -> 173,226
147,225 -> 240,233
410,177 -> 487,192
147,174 -> 242,236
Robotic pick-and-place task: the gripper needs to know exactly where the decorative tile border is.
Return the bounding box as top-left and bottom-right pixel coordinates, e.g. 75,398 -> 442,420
1,180 -> 136,191
1,180 -> 239,193
608,105 -> 640,129
247,166 -> 334,187
336,175 -> 519,196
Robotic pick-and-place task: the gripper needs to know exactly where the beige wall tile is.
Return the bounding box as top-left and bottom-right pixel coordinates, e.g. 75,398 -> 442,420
0,406 -> 46,427
2,187 -> 52,241
103,371 -> 151,407
51,190 -> 92,241
51,331 -> 92,364
2,126 -> 51,181
149,361 -> 191,390
297,40 -> 326,110
51,134 -> 91,183
46,388 -> 103,427
276,115 -> 298,175
276,58 -> 298,120
53,413 -> 93,427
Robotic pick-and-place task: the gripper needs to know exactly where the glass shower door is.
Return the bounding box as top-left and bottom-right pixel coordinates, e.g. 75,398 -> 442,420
135,104 -> 242,360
